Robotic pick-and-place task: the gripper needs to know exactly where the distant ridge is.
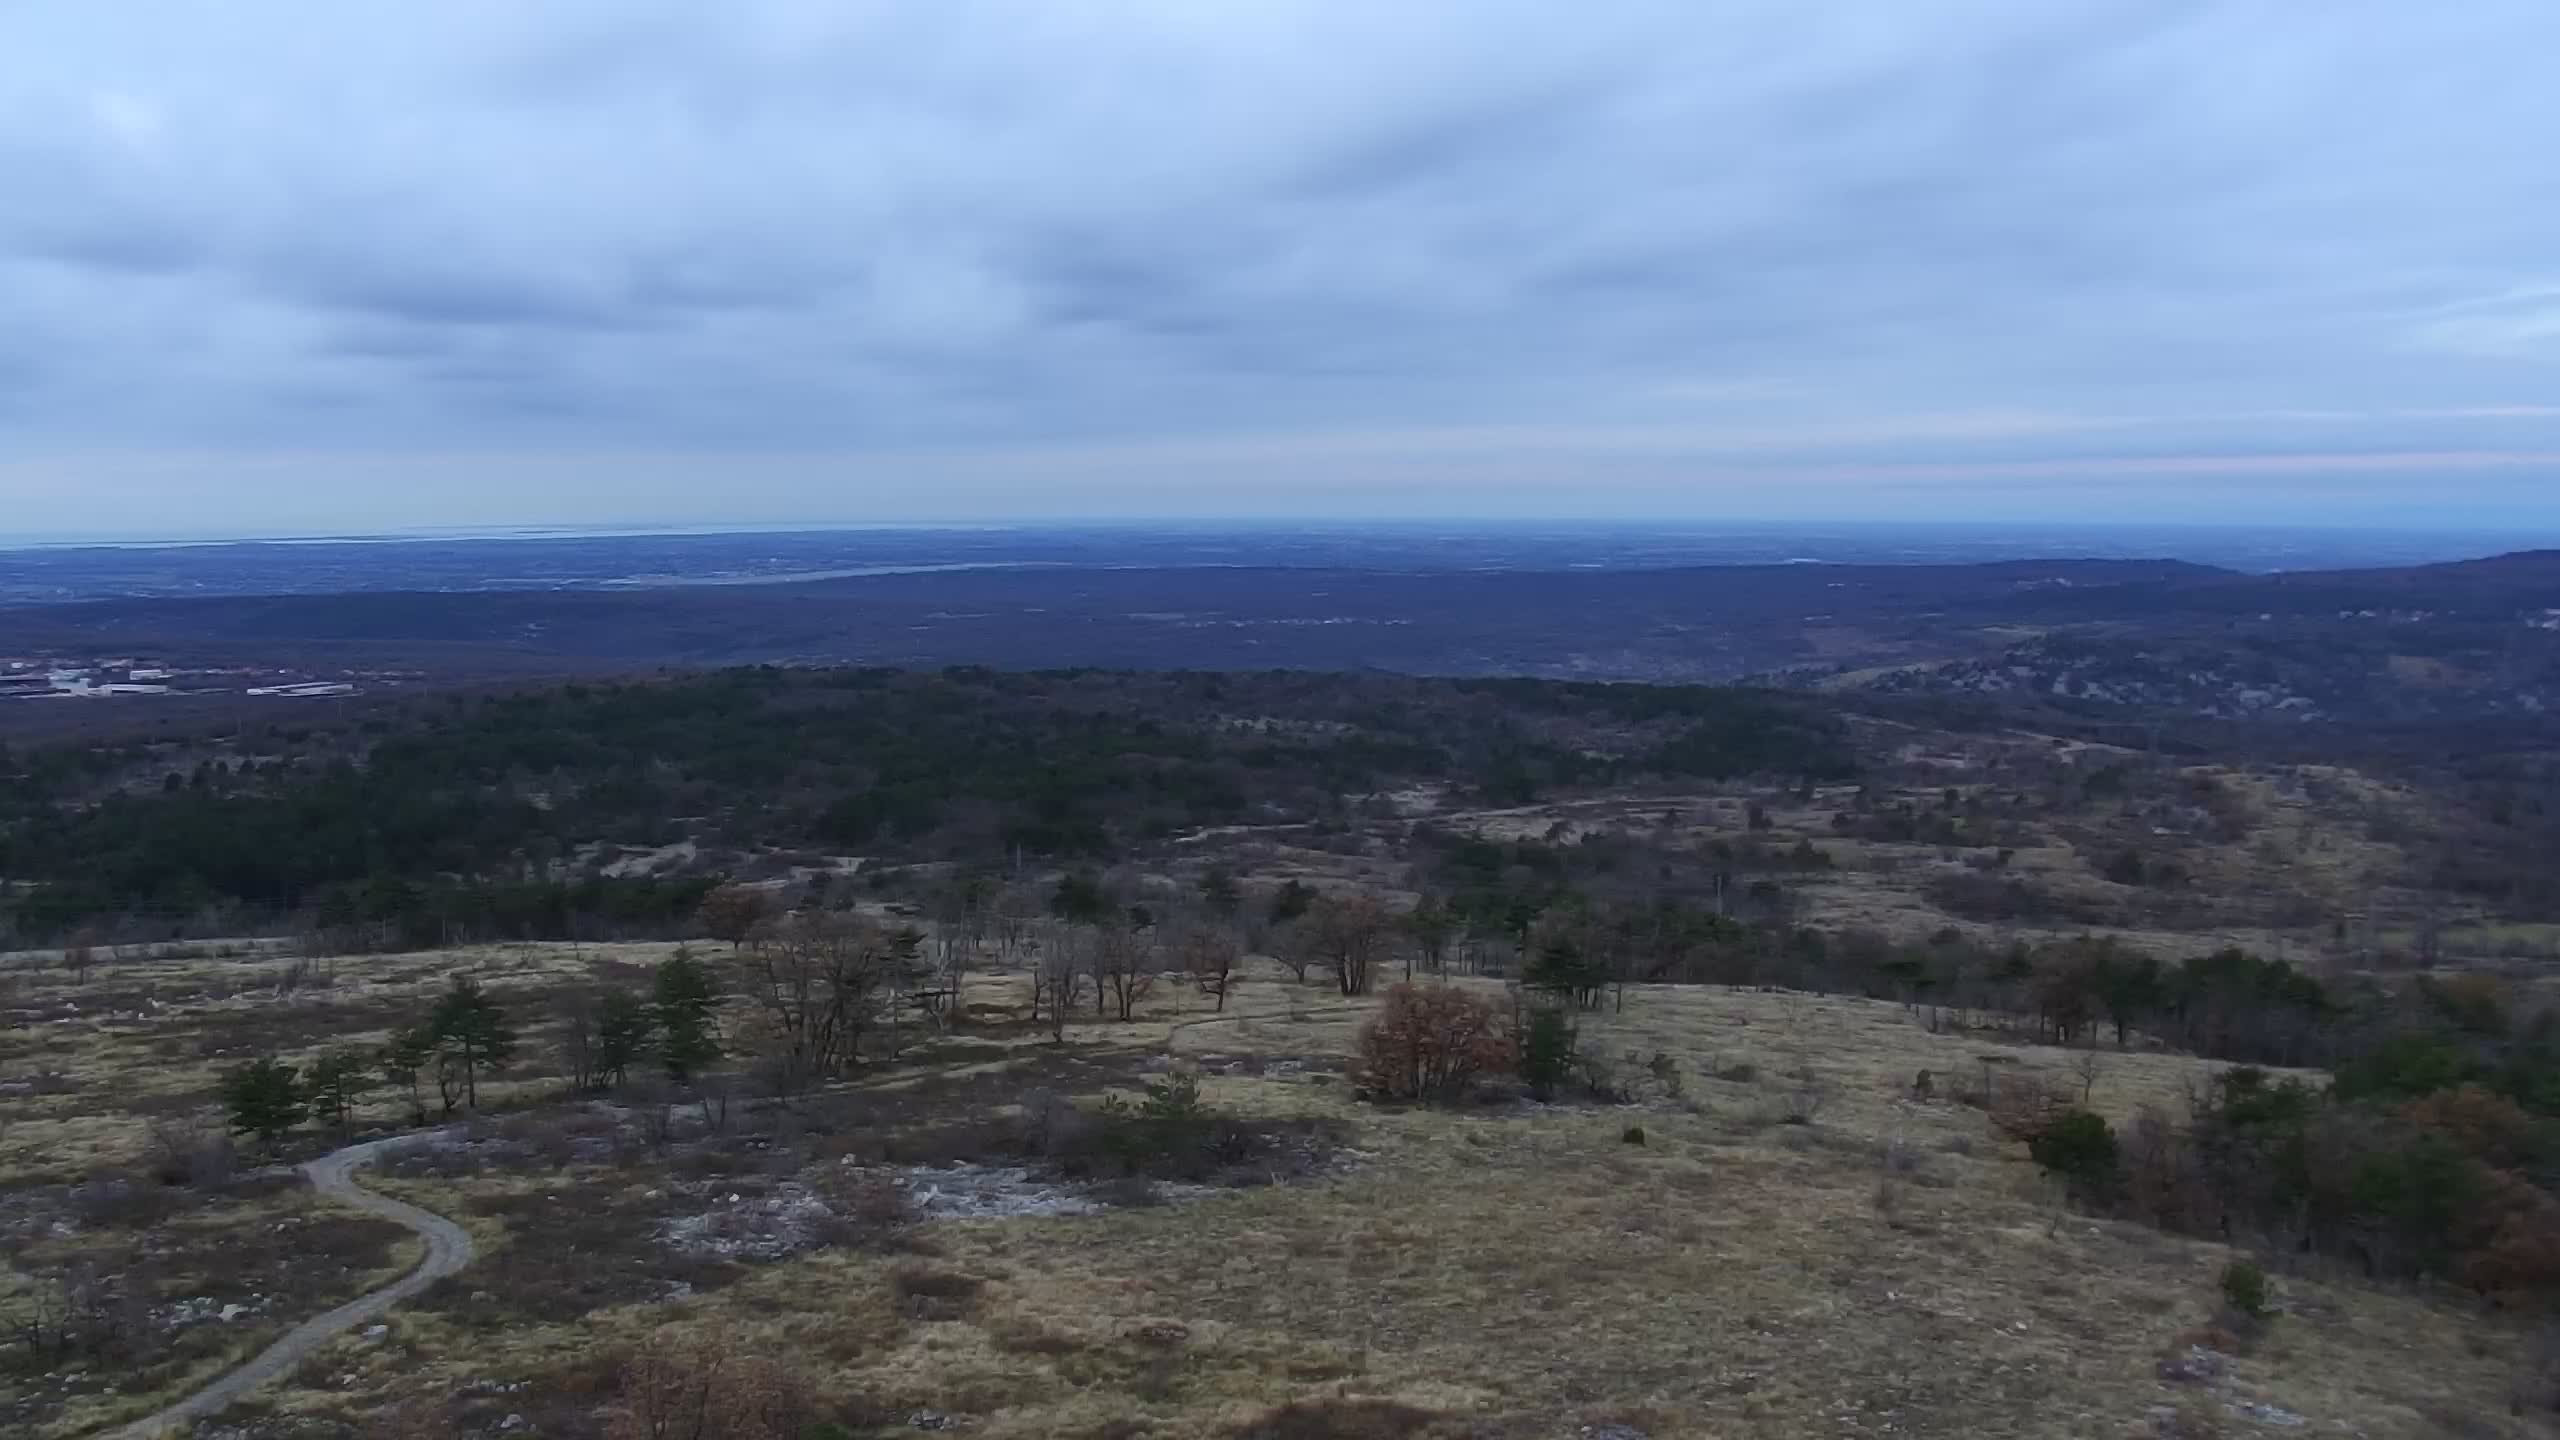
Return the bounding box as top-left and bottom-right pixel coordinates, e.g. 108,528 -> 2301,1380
2,552 -> 2551,700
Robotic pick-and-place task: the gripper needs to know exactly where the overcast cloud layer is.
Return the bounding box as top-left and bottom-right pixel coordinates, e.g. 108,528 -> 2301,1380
5,1 -> 2560,536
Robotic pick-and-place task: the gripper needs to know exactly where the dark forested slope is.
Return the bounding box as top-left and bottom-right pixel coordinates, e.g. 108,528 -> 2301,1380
0,668 -> 1851,943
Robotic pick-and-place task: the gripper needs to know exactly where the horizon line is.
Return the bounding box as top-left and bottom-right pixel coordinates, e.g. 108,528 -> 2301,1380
8,516 -> 2560,553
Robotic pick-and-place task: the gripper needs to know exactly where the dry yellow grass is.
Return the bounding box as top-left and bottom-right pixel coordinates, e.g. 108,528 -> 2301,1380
70,951 -> 2542,1440
0,710 -> 2528,1436
0,940 -> 704,1184
1,939 -> 682,1435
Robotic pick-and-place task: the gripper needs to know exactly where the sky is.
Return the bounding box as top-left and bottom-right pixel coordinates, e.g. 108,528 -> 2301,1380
4,1 -> 2560,538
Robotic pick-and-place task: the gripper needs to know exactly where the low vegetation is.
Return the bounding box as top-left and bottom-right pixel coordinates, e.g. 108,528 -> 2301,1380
7,662 -> 2560,1438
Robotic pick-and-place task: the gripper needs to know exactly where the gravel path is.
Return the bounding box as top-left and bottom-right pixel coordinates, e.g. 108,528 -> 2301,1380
107,1134 -> 475,1439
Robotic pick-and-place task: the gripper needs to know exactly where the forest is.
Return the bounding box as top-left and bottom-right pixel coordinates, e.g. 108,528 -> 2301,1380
0,667 -> 1852,946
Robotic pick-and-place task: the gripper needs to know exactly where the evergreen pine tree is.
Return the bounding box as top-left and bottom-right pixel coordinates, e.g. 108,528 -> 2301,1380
304,1047 -> 375,1131
429,975 -> 517,1109
653,949 -> 722,1082
221,1056 -> 307,1147
382,1023 -> 435,1124
595,989 -> 656,1089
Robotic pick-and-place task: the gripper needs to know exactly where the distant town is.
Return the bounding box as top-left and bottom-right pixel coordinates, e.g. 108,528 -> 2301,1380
0,656 -> 364,702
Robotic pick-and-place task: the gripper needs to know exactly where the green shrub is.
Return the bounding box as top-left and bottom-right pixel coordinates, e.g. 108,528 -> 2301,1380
1098,1072 -> 1214,1168
2220,1259 -> 2272,1321
2334,1030 -> 2482,1106
2346,1129 -> 2480,1274
2027,1108 -> 2119,1200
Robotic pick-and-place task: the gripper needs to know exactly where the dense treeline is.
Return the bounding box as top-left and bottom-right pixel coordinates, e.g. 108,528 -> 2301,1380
0,668 -> 1853,944
2009,976 -> 2560,1306
1388,825 -> 2463,1075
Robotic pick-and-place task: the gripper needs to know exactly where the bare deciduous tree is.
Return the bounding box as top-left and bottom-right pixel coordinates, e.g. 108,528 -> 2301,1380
1308,894 -> 1395,997
561,989 -> 602,1094
2072,1045 -> 2106,1104
62,926 -> 101,985
696,884 -> 771,950
735,1008 -> 812,1104
1404,896 -> 1455,979
1094,923 -> 1158,1022
742,912 -> 899,1087
928,898 -> 983,1031
7,1258 -> 148,1367
1273,919 -> 1320,985
990,885 -> 1043,969
877,924 -> 930,1061
1033,925 -> 1089,1044
1178,922 -> 1242,1012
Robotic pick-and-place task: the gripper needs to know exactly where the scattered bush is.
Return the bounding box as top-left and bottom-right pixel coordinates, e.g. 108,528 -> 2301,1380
1780,1076 -> 1828,1126
1986,1071 -> 2076,1143
607,1328 -> 817,1440
68,1171 -> 180,1228
2120,1104 -> 2219,1234
1098,1073 -> 1214,1169
1621,1124 -> 1647,1146
2027,1109 -> 2120,1201
2458,1167 -> 2560,1307
4,1263 -> 147,1369
2403,1084 -> 2542,1170
1356,983 -> 1512,1103
889,1265 -> 984,1322
2219,1259 -> 2271,1322
1574,1045 -> 1625,1102
811,1173 -> 922,1253
145,1114 -> 237,1188
1017,1088 -> 1099,1158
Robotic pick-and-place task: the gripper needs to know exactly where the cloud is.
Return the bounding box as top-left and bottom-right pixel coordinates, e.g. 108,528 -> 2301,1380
2,0 -> 2559,531
2410,286 -> 2560,358
86,90 -> 166,152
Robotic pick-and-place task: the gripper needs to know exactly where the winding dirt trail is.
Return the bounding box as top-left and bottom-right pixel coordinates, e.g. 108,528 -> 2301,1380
108,1135 -> 474,1440
99,1011 -> 1346,1438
